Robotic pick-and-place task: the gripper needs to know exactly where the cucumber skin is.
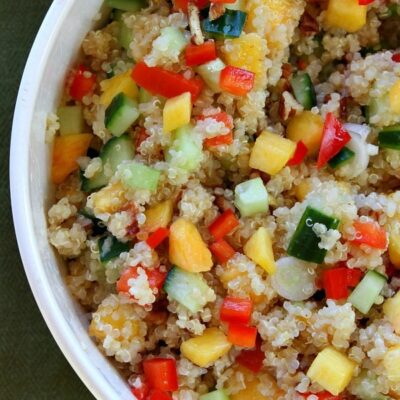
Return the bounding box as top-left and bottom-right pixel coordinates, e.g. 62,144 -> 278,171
291,73 -> 317,110
202,10 -> 247,39
378,130 -> 400,150
328,147 -> 355,169
99,235 -> 131,263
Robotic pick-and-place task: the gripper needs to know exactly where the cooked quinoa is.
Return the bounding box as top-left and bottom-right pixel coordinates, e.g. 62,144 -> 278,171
47,0 -> 400,398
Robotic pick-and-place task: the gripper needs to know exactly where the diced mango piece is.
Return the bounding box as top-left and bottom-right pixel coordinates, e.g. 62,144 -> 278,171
287,111 -> 324,156
100,69 -> 138,107
325,0 -> 367,33
389,230 -> 400,268
143,200 -> 173,232
307,347 -> 356,396
384,345 -> 400,382
180,328 -> 232,367
249,131 -> 296,176
389,80 -> 400,114
51,134 -> 92,184
163,92 -> 192,133
90,181 -> 127,215
169,218 -> 213,272
295,180 -> 312,202
244,227 -> 276,274
383,292 -> 400,335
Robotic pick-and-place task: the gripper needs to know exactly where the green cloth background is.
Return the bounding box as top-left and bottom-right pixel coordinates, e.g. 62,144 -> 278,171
1,1 -> 94,399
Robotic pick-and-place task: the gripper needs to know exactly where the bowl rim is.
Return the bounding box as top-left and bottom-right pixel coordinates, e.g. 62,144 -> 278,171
9,1 -> 123,399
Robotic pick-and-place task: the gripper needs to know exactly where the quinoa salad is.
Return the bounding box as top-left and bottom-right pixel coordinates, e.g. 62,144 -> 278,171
46,0 -> 400,398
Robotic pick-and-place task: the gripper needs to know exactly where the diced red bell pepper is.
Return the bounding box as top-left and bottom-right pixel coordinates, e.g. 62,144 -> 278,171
220,66 -> 255,96
299,391 -> 341,399
173,0 -> 209,13
185,41 -> 217,67
69,65 -> 96,101
347,268 -> 363,287
220,296 -> 253,324
143,358 -> 178,392
204,133 -> 233,147
209,209 -> 239,240
351,220 -> 388,249
146,227 -> 169,249
358,0 -> 374,4
131,380 -> 150,400
132,62 -> 203,102
236,340 -> 264,373
117,267 -> 167,297
210,239 -> 236,264
227,323 -> 257,347
297,59 -> 308,71
322,267 -> 349,300
317,112 -> 351,169
147,389 -> 172,400
287,140 -> 308,166
392,53 -> 400,63
198,112 -> 234,147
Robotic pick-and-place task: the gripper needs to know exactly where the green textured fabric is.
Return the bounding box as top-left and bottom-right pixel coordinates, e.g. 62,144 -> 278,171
0,1 -> 94,399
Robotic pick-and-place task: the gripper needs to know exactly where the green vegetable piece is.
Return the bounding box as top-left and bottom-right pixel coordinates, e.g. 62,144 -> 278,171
290,72 -> 317,110
287,206 -> 340,264
328,147 -> 355,169
138,87 -> 153,103
58,106 -> 85,135
79,208 -> 107,236
234,177 -> 269,217
367,94 -> 390,126
153,27 -> 188,60
348,270 -> 387,314
196,58 -> 225,92
202,10 -> 247,39
199,390 -> 230,400
378,125 -> 400,150
119,161 -> 160,192
119,20 -> 133,51
106,0 -> 147,12
99,235 -> 131,263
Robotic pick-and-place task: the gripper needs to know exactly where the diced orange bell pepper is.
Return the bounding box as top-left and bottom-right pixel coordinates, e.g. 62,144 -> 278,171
351,220 -> 388,250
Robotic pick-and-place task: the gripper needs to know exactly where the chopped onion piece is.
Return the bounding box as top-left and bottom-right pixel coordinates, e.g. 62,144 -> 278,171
343,123 -> 371,141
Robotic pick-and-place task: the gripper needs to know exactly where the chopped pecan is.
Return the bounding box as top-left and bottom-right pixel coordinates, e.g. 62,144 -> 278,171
299,10 -> 320,36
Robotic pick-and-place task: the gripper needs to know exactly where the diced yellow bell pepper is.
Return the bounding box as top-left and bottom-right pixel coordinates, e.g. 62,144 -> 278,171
389,230 -> 400,269
143,200 -> 173,232
249,131 -> 296,176
90,181 -> 127,215
324,0 -> 367,33
295,180 -> 312,202
287,111 -> 324,156
100,69 -> 138,107
244,227 -> 276,274
163,92 -> 192,133
389,80 -> 400,114
180,328 -> 232,367
383,292 -> 400,335
307,347 -> 356,396
384,345 -> 400,382
169,218 -> 213,272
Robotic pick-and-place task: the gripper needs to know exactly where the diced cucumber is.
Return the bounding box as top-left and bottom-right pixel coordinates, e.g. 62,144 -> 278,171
348,270 -> 387,314
152,27 -> 188,60
58,106 -> 85,135
287,206 -> 340,264
163,266 -> 214,313
119,161 -> 160,192
138,87 -> 153,103
234,177 -> 269,217
199,390 -> 230,400
81,134 -> 135,192
202,10 -> 247,39
196,58 -> 225,92
105,92 -> 140,136
328,147 -> 355,169
119,20 -> 133,51
166,125 -> 203,172
79,207 -> 107,236
99,235 -> 131,263
367,95 -> 390,126
105,0 -> 147,12
291,73 -> 317,110
378,125 -> 400,150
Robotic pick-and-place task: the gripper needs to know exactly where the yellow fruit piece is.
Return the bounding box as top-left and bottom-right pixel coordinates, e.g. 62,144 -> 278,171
384,345 -> 400,382
389,80 -> 400,114
180,328 -> 232,367
163,92 -> 192,133
143,200 -> 173,232
383,292 -> 400,335
100,69 -> 138,107
295,180 -> 312,202
287,111 -> 324,156
244,227 -> 276,274
169,218 -> 213,272
90,181 -> 127,215
249,131 -> 296,176
307,347 -> 356,396
52,134 -> 92,184
389,230 -> 400,269
325,0 -> 367,33
221,33 -> 266,88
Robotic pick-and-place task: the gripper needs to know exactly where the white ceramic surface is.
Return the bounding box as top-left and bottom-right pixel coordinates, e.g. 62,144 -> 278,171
10,1 -> 133,399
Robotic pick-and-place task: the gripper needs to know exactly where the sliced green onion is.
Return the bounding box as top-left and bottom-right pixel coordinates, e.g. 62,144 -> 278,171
328,147 -> 355,169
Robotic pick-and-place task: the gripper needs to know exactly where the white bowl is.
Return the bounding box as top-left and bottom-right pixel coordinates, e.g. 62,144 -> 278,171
10,1 -> 133,399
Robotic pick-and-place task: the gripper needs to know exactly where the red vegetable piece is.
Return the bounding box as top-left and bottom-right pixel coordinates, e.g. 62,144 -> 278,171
322,267 -> 349,300
358,0 -> 374,4
392,53 -> 400,63
173,0 -> 209,13
147,389 -> 172,400
220,296 -> 253,324
220,66 -> 255,96
227,323 -> 257,347
132,62 -> 204,102
146,227 -> 169,249
317,112 -> 351,169
204,133 -> 233,147
351,220 -> 388,249
198,112 -> 234,147
198,111 -> 234,130
287,140 -> 308,166
210,239 -> 236,264
236,340 -> 264,373
209,209 -> 239,240
143,358 -> 178,392
346,268 -> 363,287
185,41 -> 217,67
300,391 -> 341,399
131,380 -> 150,400
70,65 -> 96,101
